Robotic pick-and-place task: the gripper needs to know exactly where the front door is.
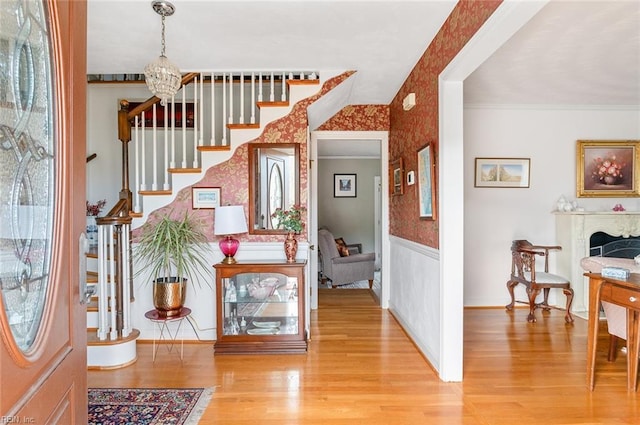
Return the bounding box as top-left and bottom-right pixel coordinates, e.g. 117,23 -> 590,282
0,0 -> 87,422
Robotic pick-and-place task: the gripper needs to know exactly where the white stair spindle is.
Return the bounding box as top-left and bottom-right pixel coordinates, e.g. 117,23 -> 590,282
133,116 -> 141,213
97,225 -> 107,340
222,73 -> 228,145
151,104 -> 158,191
199,72 -> 204,148
210,72 -> 216,146
239,72 -> 245,124
269,72 -> 275,102
258,72 -> 263,102
108,228 -> 117,340
121,224 -> 132,337
181,89 -> 187,168
228,72 -> 234,124
163,102 -> 169,191
282,71 -> 287,102
193,75 -> 199,168
170,96 -> 176,169
140,111 -> 147,191
250,72 -> 256,124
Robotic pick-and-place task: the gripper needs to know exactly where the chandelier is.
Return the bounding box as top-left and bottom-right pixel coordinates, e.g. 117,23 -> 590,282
144,1 -> 181,106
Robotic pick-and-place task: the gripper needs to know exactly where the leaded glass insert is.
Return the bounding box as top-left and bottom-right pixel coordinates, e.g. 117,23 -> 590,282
0,0 -> 55,352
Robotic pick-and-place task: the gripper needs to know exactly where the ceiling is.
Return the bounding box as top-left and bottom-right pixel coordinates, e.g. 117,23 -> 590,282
87,1 -> 640,158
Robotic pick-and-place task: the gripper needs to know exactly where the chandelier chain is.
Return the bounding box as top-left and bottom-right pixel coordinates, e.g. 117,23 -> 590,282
161,15 -> 166,57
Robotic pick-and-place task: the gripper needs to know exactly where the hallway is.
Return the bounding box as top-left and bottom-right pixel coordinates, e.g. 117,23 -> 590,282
88,289 -> 636,424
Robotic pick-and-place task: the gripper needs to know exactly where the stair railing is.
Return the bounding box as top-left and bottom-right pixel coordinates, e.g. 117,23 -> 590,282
95,198 -> 132,340
125,70 -> 318,214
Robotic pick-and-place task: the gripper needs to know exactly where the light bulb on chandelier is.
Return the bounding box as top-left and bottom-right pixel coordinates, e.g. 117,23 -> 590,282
144,1 -> 181,106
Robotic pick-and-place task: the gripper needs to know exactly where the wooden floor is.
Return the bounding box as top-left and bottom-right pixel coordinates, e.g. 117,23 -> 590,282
88,289 -> 639,424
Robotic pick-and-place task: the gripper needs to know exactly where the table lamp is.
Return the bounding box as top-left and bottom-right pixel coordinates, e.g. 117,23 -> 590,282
214,205 -> 248,264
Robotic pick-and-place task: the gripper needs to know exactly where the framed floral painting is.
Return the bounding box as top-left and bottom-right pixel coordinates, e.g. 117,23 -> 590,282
576,140 -> 640,198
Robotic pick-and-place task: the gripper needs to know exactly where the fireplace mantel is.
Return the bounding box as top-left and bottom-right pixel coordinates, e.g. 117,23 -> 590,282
555,211 -> 640,319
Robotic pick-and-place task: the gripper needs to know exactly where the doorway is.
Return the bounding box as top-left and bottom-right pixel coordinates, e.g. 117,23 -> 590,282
309,131 -> 390,310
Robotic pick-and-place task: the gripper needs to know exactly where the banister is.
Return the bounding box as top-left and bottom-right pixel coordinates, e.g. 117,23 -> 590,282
127,72 -> 199,119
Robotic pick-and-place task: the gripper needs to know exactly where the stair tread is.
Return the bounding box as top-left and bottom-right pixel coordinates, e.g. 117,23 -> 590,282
87,328 -> 140,345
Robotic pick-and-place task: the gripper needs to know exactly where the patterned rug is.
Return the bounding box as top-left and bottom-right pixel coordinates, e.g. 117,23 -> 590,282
88,387 -> 213,425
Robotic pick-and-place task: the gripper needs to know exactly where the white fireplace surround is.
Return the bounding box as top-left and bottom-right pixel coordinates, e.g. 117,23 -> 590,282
555,211 -> 640,319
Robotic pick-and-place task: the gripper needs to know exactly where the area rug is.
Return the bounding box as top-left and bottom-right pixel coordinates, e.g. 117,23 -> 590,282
88,387 -> 213,425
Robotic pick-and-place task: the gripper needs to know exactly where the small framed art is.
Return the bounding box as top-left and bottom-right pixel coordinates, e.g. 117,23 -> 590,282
192,187 -> 221,209
474,158 -> 530,188
334,174 -> 357,198
390,157 -> 404,196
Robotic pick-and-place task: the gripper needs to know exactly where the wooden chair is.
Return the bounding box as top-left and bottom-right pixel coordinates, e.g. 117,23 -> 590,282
506,240 -> 574,323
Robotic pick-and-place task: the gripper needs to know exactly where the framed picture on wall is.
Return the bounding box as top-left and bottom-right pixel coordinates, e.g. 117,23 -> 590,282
334,174 -> 357,198
417,143 -> 436,220
576,140 -> 640,198
390,157 -> 404,196
192,187 -> 221,209
474,158 -> 530,188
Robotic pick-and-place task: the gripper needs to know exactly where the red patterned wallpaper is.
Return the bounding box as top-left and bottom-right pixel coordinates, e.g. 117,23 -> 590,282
138,71 -> 356,244
317,104 -> 389,131
388,0 -> 502,248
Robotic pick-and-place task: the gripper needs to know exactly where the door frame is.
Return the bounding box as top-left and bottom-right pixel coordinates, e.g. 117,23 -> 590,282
308,130 -> 390,310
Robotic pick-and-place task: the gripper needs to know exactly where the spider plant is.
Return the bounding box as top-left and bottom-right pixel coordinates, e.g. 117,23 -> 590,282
134,211 -> 212,289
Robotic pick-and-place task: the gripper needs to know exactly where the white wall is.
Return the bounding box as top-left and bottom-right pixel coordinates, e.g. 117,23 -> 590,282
318,158 -> 380,253
86,83 -> 155,209
464,106 -> 640,307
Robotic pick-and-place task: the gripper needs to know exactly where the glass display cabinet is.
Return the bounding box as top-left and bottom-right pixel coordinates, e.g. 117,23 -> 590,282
214,260 -> 307,354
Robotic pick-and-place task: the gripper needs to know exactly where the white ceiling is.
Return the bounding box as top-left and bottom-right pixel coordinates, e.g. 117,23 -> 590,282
87,0 -> 640,158
465,1 -> 640,106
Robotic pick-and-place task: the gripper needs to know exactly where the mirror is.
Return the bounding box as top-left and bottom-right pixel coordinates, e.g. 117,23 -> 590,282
249,143 -> 300,234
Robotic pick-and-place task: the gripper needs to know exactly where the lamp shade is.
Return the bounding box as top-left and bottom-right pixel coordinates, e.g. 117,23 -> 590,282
214,205 -> 248,236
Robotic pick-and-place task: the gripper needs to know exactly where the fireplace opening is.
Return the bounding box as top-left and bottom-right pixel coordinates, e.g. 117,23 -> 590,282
589,231 -> 640,258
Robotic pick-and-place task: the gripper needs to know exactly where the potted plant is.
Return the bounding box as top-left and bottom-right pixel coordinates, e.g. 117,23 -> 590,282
271,204 -> 306,262
134,211 -> 212,316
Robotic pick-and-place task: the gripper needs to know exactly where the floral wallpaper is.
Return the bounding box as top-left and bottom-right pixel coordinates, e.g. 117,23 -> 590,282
317,104 -> 389,131
388,0 -> 502,248
138,71 -> 357,244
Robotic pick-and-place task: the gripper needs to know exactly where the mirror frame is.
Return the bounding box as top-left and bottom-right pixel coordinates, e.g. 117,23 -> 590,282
248,143 -> 300,235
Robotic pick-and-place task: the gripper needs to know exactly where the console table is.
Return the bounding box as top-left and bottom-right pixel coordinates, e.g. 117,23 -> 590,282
214,260 -> 307,354
585,273 -> 640,391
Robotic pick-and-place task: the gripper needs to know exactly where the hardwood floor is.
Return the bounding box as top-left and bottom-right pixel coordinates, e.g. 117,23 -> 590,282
88,289 -> 639,424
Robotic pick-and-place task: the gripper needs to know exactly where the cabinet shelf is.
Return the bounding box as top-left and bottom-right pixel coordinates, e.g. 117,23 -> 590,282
214,260 -> 307,354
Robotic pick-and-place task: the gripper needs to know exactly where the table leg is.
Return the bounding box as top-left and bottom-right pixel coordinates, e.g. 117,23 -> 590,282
587,277 -> 603,390
627,309 -> 639,391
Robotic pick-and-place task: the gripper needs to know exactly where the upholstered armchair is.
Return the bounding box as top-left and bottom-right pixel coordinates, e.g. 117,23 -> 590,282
317,229 -> 375,288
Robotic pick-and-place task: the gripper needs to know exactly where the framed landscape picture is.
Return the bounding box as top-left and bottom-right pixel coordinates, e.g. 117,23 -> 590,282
417,144 -> 436,219
474,158 -> 530,188
192,187 -> 221,209
576,140 -> 640,198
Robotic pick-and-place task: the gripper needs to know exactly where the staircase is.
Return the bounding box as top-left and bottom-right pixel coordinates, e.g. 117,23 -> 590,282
86,70 -> 322,368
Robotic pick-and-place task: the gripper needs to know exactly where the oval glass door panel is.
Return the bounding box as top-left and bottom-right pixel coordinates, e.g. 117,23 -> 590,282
0,0 -> 55,352
268,162 -> 283,228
